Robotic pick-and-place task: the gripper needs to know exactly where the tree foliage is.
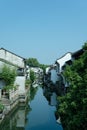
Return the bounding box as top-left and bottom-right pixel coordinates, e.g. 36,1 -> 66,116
30,70 -> 36,83
39,64 -> 49,73
26,58 -> 39,67
0,103 -> 4,112
0,65 -> 17,85
57,43 -> 87,130
26,58 -> 49,73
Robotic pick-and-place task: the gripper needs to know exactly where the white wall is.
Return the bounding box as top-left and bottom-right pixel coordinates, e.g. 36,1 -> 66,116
57,52 -> 72,72
0,61 -> 16,71
0,49 -> 25,68
15,76 -> 26,95
0,61 -> 3,68
0,49 -> 26,102
46,67 -> 50,74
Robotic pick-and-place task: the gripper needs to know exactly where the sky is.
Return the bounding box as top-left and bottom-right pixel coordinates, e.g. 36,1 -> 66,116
0,0 -> 87,65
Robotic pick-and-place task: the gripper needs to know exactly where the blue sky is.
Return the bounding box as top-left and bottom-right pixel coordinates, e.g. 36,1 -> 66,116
0,0 -> 87,64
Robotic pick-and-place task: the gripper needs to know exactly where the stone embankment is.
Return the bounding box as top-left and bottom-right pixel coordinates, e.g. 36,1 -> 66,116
0,87 -> 30,123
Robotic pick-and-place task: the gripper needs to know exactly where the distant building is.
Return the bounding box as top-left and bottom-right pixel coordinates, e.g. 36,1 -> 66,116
56,52 -> 72,74
30,67 -> 43,83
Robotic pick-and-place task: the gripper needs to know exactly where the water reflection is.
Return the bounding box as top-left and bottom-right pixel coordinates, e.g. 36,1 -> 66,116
0,86 -> 63,130
25,87 -> 63,130
0,104 -> 31,130
43,86 -> 58,106
0,86 -> 37,130
30,85 -> 38,101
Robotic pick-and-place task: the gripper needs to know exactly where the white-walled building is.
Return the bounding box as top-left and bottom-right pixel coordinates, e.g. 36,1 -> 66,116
45,67 -> 50,74
0,48 -> 27,103
0,48 -> 25,68
48,53 -> 72,85
56,52 -> 72,73
30,67 -> 43,83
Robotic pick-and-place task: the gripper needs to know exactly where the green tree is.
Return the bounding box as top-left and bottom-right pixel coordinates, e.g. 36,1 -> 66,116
39,64 -> 49,73
30,70 -> 36,83
26,58 -> 49,74
0,65 -> 16,85
56,43 -> 87,130
26,58 -> 39,67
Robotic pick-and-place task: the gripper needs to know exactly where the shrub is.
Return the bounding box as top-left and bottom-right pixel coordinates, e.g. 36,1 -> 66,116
0,65 -> 17,85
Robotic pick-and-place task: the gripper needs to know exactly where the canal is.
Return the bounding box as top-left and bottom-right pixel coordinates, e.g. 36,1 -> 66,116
0,86 -> 63,130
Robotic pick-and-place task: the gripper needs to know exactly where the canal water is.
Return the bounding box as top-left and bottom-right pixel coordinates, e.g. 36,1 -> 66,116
0,86 -> 63,130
